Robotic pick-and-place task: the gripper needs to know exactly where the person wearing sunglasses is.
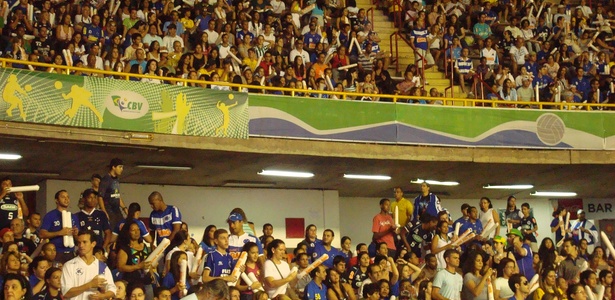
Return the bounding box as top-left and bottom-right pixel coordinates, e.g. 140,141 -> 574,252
508,273 -> 530,300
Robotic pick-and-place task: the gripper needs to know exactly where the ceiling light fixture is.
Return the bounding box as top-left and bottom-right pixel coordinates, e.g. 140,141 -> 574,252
0,171 -> 60,176
258,170 -> 314,178
483,184 -> 534,189
344,174 -> 391,180
222,181 -> 277,188
136,165 -> 192,171
411,178 -> 459,186
0,153 -> 22,160
530,191 -> 577,197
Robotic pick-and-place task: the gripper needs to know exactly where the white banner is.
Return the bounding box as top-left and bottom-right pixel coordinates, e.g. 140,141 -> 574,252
583,199 -> 615,220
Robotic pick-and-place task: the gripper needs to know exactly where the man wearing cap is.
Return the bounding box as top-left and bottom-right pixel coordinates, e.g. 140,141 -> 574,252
570,210 -> 598,253
507,228 -> 535,280
77,189 -> 111,250
98,158 -> 127,231
517,77 -> 534,104
227,211 -> 263,263
162,23 -> 184,52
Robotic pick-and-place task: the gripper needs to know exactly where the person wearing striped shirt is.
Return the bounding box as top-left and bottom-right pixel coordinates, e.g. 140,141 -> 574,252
454,48 -> 474,94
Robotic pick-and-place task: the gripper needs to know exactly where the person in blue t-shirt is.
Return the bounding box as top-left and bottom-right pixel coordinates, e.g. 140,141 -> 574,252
312,229 -> 341,268
304,265 -> 327,300
39,190 -> 80,264
507,229 -> 535,280
148,191 -> 182,246
203,229 -> 235,284
161,251 -> 190,300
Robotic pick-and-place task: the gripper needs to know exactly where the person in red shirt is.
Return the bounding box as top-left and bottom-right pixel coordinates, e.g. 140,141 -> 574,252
372,198 -> 397,258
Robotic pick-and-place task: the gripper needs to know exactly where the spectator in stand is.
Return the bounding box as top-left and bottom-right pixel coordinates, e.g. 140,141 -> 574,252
148,191 -> 182,246
454,47 -> 473,95
372,199 -> 396,258
39,190 -> 79,264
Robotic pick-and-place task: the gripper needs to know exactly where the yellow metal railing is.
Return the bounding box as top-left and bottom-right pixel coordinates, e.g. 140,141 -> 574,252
2,57 -> 615,111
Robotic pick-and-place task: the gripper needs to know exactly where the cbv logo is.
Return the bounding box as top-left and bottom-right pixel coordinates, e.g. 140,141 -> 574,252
105,90 -> 149,119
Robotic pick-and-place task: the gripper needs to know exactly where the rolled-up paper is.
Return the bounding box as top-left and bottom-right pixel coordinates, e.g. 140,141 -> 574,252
7,185 -> 40,193
556,238 -> 564,248
457,228 -> 473,241
528,274 -> 540,294
452,232 -> 476,246
145,238 -> 170,266
228,52 -> 243,65
348,37 -> 356,54
601,231 -> 615,260
241,273 -> 253,288
300,3 -> 315,15
535,85 -> 540,102
62,210 -> 74,248
29,239 -> 46,259
191,247 -> 203,272
25,228 -> 31,239
585,286 -> 596,300
395,206 -> 399,227
255,55 -> 262,68
337,63 -> 358,71
354,38 -> 363,54
247,272 -> 265,291
27,4 -> 32,22
112,0 -> 121,16
596,284 -> 605,300
180,260 -> 188,297
49,12 -> 55,26
454,222 -> 461,238
228,251 -> 248,286
486,276 -> 494,300
564,212 -> 570,231
298,254 -> 329,278
481,223 -> 496,239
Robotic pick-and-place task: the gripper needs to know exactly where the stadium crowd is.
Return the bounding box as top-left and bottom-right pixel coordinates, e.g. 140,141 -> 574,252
2,0 -> 614,105
0,158 -> 614,300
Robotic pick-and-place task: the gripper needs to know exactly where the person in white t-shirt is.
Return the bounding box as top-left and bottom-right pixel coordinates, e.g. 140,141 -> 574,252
432,249 -> 463,300
264,239 -> 297,299
61,230 -> 117,300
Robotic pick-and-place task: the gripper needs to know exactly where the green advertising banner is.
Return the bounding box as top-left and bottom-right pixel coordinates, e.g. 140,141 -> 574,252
0,68 -> 249,138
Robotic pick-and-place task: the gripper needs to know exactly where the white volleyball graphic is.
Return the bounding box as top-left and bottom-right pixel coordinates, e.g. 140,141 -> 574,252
536,113 -> 566,146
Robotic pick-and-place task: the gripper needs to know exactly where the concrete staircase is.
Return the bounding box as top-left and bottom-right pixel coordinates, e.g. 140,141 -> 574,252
353,0 -> 467,102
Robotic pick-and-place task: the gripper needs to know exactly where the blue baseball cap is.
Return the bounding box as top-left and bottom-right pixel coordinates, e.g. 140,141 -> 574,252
227,212 -> 243,222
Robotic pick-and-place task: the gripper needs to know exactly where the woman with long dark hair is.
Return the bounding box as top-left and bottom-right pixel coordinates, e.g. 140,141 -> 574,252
116,219 -> 154,300
161,251 -> 190,300
200,225 -> 217,254
346,252 -> 370,293
112,203 -> 153,244
327,268 -> 356,300
461,251 -> 493,300
33,267 -> 62,300
263,239 -> 297,299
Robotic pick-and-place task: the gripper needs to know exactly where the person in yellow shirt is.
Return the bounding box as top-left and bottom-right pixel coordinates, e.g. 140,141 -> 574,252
390,187 -> 414,227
